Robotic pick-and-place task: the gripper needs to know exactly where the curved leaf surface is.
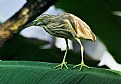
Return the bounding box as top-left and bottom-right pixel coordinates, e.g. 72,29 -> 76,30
1,61 -> 121,84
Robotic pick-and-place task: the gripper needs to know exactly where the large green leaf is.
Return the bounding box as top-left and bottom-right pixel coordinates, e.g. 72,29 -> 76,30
1,61 -> 121,84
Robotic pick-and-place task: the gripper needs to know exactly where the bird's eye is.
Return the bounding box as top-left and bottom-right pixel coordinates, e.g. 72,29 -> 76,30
36,18 -> 42,22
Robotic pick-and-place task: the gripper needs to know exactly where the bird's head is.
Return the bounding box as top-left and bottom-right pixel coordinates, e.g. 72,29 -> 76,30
24,14 -> 56,28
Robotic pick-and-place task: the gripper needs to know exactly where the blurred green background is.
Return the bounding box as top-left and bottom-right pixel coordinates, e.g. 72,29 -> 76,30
0,0 -> 121,68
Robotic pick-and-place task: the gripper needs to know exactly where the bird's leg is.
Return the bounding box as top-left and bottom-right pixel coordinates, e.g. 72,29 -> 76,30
53,39 -> 69,69
73,38 -> 90,70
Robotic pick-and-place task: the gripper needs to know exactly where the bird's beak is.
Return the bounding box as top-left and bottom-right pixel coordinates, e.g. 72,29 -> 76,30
23,20 -> 39,28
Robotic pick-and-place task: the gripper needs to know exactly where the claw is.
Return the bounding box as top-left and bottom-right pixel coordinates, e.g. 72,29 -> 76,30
53,61 -> 68,69
73,61 -> 90,71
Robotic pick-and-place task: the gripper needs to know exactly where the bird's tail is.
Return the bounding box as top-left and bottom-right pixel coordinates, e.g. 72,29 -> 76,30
91,32 -> 96,42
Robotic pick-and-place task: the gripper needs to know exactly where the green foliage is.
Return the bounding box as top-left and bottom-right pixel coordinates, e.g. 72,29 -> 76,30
1,61 -> 121,84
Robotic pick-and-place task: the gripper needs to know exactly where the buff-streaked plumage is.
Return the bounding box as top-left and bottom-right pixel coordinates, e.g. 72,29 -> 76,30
24,13 -> 96,70
69,14 -> 96,41
57,13 -> 96,41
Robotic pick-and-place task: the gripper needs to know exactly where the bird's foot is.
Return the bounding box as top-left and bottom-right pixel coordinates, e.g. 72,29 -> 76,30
53,61 -> 69,70
73,61 -> 90,71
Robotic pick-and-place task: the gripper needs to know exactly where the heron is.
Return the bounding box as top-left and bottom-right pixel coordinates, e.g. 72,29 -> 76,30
24,13 -> 96,70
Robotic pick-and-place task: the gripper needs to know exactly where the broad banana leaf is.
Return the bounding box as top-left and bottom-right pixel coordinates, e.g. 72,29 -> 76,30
1,61 -> 121,84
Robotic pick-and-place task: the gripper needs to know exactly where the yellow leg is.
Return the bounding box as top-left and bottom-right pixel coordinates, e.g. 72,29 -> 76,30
53,39 -> 69,69
73,38 -> 90,71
